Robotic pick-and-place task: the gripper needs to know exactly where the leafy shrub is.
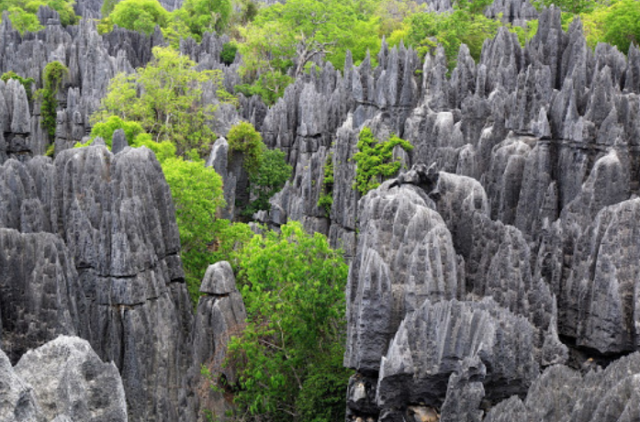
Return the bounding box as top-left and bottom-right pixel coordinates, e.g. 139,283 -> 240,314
228,221 -> 350,420
0,0 -> 79,33
1,71 -> 35,100
89,116 -> 145,148
93,47 -> 225,158
245,147 -> 291,215
220,41 -> 237,65
317,151 -> 334,216
109,0 -> 169,34
603,0 -> 640,54
353,127 -> 413,195
226,121 -> 263,175
234,70 -> 294,106
40,61 -> 68,140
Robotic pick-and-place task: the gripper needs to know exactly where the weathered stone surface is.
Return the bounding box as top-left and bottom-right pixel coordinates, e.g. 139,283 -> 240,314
14,336 -> 127,422
344,180 -> 461,372
0,348 -> 43,422
377,298 -> 538,410
111,128 -> 127,154
189,262 -> 246,421
0,229 -> 83,364
0,147 -> 191,421
487,352 -> 640,422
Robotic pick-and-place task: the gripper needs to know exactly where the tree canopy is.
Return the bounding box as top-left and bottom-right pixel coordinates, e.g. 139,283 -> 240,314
93,46 -> 225,157
109,0 -> 169,34
0,0 -> 78,33
228,221 -> 351,421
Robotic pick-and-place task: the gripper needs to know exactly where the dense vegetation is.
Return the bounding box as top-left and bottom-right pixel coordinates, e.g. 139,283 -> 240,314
0,0 -> 78,33
227,221 -> 351,421
353,127 -> 413,195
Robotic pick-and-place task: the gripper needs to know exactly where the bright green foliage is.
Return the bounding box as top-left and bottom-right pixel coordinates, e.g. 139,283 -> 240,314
317,151 -> 334,216
375,0 -> 421,37
174,0 -> 232,39
239,0 -> 380,81
295,345 -> 353,421
101,0 -> 119,17
226,121 -> 263,175
89,116 -> 145,148
603,0 -> 640,54
246,147 -> 292,214
1,71 -> 35,100
353,127 -> 413,195
453,0 -> 493,15
40,61 -> 68,140
531,0 -> 594,14
581,5 -> 607,49
210,218 -> 254,268
234,70 -> 294,106
109,0 -> 169,34
401,10 -> 501,67
160,149 -> 225,301
229,221 -> 350,420
93,47 -> 225,158
0,0 -> 78,33
220,41 -> 237,65
4,7 -> 41,33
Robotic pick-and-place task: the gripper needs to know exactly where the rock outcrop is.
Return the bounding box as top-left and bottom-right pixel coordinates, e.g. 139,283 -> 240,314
0,146 -> 192,421
0,336 -> 127,422
189,261 -> 247,421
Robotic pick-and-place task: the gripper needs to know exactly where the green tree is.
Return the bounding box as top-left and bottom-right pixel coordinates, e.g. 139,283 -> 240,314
101,0 -> 119,17
93,47 -> 225,157
109,0 -> 169,34
239,0 -> 380,80
403,9 -> 500,67
227,121 -> 264,175
353,127 -> 413,195
246,147 -> 292,214
228,221 -> 351,421
162,152 -> 225,300
603,0 -> 640,54
174,0 -> 232,39
0,0 -> 79,32
39,61 -> 68,140
531,0 -> 594,14
234,70 -> 294,106
4,7 -> 41,33
88,116 -> 145,147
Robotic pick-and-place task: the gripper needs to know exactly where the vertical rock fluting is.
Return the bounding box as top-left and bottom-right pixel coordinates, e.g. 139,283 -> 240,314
189,261 -> 247,421
0,146 -> 192,421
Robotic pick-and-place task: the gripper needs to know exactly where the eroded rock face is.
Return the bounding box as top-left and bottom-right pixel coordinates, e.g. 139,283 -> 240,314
486,353 -> 640,422
189,261 -> 247,421
0,146 -> 192,421
344,181 -> 461,373
0,336 -> 127,422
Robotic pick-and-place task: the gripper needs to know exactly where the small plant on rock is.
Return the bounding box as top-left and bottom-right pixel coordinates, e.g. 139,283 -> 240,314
352,127 -> 413,195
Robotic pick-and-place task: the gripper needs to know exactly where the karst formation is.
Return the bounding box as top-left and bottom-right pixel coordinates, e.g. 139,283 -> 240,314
2,1 -> 640,421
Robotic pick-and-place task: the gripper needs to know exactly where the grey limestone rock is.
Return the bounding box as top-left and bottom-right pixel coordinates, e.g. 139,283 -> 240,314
14,336 -> 127,422
190,262 -> 246,421
0,146 -> 192,421
376,298 -> 539,410
345,180 -> 461,372
0,229 -> 83,364
0,348 -> 43,422
487,352 -> 640,422
111,128 -> 127,154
